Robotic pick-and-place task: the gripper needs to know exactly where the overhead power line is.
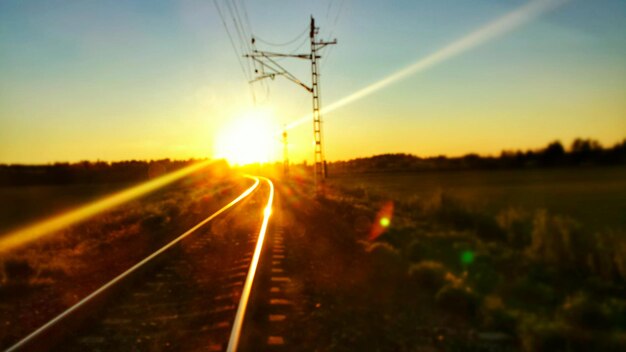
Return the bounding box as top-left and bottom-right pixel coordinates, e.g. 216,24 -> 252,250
322,0 -> 346,70
253,25 -> 309,47
245,17 -> 337,194
213,0 -> 249,81
213,0 -> 258,103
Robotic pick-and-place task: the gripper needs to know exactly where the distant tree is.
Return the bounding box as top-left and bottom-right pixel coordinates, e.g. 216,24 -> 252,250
570,138 -> 602,164
571,138 -> 602,153
606,139 -> 626,164
539,141 -> 565,166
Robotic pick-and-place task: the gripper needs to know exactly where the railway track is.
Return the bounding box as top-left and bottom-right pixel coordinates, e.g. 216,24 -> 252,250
6,176 -> 275,352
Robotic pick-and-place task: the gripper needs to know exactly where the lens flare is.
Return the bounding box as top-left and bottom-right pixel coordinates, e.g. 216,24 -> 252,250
461,250 -> 475,265
285,0 -> 569,131
370,201 -> 394,241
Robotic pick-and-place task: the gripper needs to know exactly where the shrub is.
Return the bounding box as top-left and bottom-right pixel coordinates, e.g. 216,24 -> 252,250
435,283 -> 479,321
496,207 -> 532,248
560,293 -> 611,331
588,229 -> 626,282
482,306 -> 518,334
466,254 -> 501,295
162,201 -> 181,220
365,242 -> 406,300
527,210 -> 589,269
615,237 -> 626,281
408,260 -> 447,294
3,259 -> 35,285
377,227 -> 415,252
366,242 -> 404,278
429,193 -> 506,242
408,235 -> 472,270
139,213 -> 168,233
518,318 -> 569,352
508,276 -> 559,310
605,299 -> 626,330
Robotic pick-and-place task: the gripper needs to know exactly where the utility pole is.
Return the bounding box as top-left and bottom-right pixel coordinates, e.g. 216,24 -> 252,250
245,16 -> 336,194
309,16 -> 325,185
282,126 -> 289,177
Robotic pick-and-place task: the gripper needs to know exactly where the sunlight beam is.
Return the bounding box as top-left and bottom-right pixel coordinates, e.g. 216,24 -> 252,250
285,0 -> 569,131
0,160 -> 216,252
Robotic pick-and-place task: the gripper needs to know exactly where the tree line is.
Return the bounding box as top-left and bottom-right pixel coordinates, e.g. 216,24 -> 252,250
0,159 -> 220,186
329,138 -> 626,173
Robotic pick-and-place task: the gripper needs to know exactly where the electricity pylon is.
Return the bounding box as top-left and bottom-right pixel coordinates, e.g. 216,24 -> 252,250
245,16 -> 336,194
282,126 -> 289,177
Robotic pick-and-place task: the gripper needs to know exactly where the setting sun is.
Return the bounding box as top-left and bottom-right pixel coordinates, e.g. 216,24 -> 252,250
214,109 -> 277,165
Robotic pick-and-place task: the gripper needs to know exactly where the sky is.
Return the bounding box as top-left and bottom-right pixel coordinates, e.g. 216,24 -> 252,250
0,0 -> 625,164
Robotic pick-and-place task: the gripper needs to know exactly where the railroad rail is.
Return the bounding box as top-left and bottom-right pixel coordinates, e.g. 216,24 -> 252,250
6,176 -> 275,352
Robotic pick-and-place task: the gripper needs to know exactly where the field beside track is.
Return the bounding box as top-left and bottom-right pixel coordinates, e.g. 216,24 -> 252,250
329,166 -> 626,232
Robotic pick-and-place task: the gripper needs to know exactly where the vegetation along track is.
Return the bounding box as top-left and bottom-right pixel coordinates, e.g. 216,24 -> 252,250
6,176 -> 275,352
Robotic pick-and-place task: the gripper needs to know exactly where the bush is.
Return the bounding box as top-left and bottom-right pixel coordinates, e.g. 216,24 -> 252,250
408,236 -> 471,270
162,201 -> 181,220
365,242 -> 406,300
527,210 -> 588,269
560,293 -> 611,331
496,207 -> 532,248
436,283 -> 479,321
508,277 -> 559,310
139,213 -> 168,233
606,299 -> 626,330
518,319 -> 569,352
408,260 -> 447,294
429,193 -> 506,242
588,229 -> 626,282
366,242 -> 404,278
466,254 -> 501,294
3,259 -> 35,285
482,305 -> 518,334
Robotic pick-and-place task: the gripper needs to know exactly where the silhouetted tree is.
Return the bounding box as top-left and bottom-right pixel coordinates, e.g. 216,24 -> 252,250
570,138 -> 602,165
539,141 -> 565,166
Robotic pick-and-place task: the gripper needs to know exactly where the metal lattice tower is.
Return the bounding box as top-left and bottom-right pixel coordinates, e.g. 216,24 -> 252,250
282,126 -> 289,176
244,16 -> 336,194
310,17 -> 325,187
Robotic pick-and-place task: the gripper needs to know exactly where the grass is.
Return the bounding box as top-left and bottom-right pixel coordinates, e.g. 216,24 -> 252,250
277,166 -> 626,351
0,183 -> 135,235
328,166 -> 626,232
0,167 -> 248,349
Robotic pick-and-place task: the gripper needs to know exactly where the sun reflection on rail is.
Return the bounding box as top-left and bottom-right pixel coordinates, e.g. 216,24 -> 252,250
227,176 -> 274,352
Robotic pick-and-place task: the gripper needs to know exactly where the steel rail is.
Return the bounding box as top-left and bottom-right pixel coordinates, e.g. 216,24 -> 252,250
6,176 -> 261,352
227,176 -> 274,352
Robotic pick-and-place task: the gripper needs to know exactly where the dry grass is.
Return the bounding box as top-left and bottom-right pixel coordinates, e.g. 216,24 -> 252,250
315,171 -> 626,350
0,168 -> 247,348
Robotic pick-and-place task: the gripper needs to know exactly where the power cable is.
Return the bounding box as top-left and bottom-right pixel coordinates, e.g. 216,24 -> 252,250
223,0 -> 252,78
253,25 -> 308,47
213,0 -> 256,103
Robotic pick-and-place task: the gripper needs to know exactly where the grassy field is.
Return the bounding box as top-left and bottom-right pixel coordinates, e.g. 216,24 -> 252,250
329,166 -> 626,232
0,168 -> 248,348
298,167 -> 626,350
0,183 -> 136,235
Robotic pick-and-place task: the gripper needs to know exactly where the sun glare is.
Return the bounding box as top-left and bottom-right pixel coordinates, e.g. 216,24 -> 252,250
215,109 -> 276,165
